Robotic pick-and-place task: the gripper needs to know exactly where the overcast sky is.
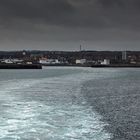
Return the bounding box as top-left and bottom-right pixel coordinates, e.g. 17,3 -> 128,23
0,0 -> 140,51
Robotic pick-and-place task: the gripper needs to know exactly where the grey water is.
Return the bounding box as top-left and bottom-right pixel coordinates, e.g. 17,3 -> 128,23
0,67 -> 139,140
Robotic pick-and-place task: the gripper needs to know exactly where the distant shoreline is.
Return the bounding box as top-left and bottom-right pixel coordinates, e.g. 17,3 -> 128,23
91,64 -> 140,68
1,63 -> 140,69
42,64 -> 140,68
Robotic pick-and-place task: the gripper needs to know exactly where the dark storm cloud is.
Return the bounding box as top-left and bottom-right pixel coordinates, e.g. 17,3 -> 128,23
0,0 -> 140,28
0,0 -> 74,17
0,0 -> 75,26
0,0 -> 140,51
98,0 -> 140,7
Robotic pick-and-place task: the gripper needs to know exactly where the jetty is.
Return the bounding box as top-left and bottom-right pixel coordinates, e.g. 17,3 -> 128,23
91,64 -> 140,68
0,64 -> 42,69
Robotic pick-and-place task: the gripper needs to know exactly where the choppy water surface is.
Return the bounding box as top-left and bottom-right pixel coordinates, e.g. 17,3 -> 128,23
0,67 -> 140,140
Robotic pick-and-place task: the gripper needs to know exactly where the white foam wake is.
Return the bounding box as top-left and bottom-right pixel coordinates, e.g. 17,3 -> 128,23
0,68 -> 112,140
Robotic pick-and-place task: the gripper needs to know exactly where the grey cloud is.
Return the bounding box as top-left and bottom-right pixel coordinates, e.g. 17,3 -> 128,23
0,0 -> 140,28
0,0 -> 74,25
0,0 -> 140,51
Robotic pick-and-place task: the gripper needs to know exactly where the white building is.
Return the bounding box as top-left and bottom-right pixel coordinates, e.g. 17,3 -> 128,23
26,62 -> 33,64
39,59 -> 60,64
122,51 -> 127,60
76,59 -> 86,64
12,59 -> 23,63
1,59 -> 23,64
101,59 -> 110,65
1,59 -> 13,64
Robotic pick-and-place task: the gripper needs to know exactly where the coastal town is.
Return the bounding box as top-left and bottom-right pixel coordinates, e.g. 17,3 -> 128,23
0,50 -> 140,68
0,50 -> 140,65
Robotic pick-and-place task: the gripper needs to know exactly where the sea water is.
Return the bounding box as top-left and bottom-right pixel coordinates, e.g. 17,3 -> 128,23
0,67 -> 140,140
0,67 -> 139,140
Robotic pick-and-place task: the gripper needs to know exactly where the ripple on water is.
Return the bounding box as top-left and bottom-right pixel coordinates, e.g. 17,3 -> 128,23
0,70 -> 112,140
0,101 -> 111,140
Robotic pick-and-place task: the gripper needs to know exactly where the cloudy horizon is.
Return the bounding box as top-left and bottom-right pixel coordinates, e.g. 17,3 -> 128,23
0,0 -> 140,51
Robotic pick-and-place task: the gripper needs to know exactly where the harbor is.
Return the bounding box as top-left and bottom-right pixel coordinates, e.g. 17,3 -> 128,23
1,50 -> 140,69
0,0 -> 140,139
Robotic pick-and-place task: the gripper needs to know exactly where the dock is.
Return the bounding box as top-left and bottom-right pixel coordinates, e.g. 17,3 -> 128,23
0,64 -> 42,69
91,64 -> 140,68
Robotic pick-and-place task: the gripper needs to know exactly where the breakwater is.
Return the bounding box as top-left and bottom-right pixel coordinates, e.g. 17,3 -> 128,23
91,64 -> 140,68
0,64 -> 42,69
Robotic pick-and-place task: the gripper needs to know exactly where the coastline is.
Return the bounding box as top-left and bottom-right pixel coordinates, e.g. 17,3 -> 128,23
91,64 -> 140,68
43,64 -> 140,68
1,63 -> 140,69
